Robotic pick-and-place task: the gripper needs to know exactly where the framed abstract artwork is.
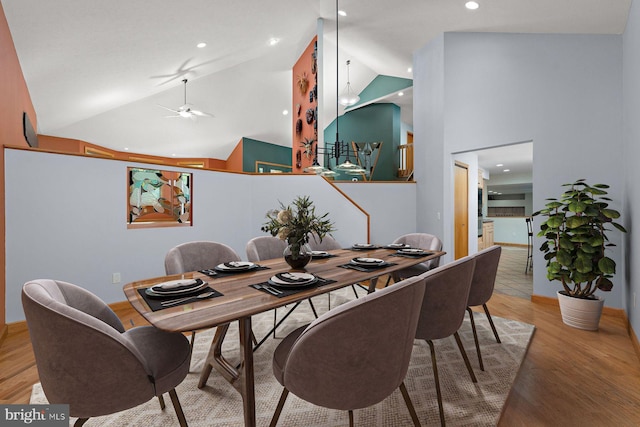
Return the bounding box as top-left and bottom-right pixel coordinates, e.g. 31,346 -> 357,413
127,167 -> 192,228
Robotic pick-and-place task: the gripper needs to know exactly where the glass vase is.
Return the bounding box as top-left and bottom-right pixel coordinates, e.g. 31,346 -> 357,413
283,242 -> 312,269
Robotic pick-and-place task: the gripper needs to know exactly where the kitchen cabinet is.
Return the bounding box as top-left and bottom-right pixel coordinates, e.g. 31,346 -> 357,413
478,221 -> 494,250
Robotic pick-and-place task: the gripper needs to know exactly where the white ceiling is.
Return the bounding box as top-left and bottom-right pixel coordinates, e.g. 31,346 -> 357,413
2,0 -> 632,159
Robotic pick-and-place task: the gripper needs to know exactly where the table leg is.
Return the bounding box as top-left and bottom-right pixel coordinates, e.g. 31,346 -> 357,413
367,277 -> 378,293
239,317 -> 256,427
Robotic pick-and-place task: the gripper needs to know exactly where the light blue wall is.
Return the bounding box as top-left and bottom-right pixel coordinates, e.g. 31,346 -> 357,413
4,149 -> 416,322
414,33 -> 625,308
623,0 -> 640,342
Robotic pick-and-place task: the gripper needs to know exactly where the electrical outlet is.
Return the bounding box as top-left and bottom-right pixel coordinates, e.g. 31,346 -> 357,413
112,272 -> 121,284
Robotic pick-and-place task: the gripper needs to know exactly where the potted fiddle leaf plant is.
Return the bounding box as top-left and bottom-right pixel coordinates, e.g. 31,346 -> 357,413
533,179 -> 626,330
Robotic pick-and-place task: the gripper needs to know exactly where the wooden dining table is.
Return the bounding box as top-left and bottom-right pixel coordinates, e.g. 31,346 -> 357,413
123,247 -> 445,427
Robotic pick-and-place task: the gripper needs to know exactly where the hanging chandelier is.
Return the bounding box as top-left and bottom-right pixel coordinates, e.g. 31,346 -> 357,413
304,0 -> 365,176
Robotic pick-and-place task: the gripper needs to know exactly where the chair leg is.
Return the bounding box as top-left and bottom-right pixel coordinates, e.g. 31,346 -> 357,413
308,298 -> 319,318
168,388 -> 188,427
427,340 -> 445,427
269,388 -> 289,427
348,410 -> 354,427
158,393 -> 166,409
351,285 -> 360,298
399,382 -> 421,427
189,331 -> 196,352
453,332 -> 477,383
466,307 -> 484,371
74,418 -> 89,427
483,304 -> 501,343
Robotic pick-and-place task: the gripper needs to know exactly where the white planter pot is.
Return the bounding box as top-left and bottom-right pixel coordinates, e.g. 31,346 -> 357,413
557,291 -> 605,331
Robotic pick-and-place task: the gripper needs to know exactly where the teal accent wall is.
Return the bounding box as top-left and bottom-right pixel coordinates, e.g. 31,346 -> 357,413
347,75 -> 412,110
324,103 -> 400,181
242,138 -> 292,173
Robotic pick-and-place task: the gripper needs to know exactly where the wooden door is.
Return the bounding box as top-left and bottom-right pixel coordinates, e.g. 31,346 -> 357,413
454,162 -> 469,259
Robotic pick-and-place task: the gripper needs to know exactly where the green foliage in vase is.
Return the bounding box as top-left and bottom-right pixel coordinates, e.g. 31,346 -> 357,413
261,195 -> 335,256
533,179 -> 627,298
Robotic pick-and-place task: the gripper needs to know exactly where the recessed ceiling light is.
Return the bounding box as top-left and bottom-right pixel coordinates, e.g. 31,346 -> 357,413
196,42 -> 207,48
124,147 -> 129,151
338,10 -> 347,17
503,169 -> 510,172
465,1 -> 480,10
282,109 -> 289,116
268,38 -> 280,46
407,67 -> 413,73
398,92 -> 404,97
172,153 -> 176,157
496,163 -> 503,167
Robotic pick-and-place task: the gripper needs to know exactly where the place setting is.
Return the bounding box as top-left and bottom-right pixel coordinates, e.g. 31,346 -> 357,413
392,248 -> 434,258
199,261 -> 269,277
339,257 -> 396,272
250,272 -> 336,298
350,243 -> 380,251
137,278 -> 223,311
309,250 -> 337,259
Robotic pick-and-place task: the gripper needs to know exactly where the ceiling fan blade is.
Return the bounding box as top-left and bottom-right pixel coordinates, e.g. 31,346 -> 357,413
191,109 -> 214,118
157,104 -> 180,114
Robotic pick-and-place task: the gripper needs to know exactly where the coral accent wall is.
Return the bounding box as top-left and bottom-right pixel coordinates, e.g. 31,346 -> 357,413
292,37 -> 318,173
226,138 -> 244,172
0,2 -> 35,339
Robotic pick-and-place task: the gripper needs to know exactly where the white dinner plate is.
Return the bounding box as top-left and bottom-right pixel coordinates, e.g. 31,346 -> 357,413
350,257 -> 385,266
146,279 -> 207,296
352,243 -> 376,249
310,250 -> 330,257
385,243 -> 410,249
269,272 -> 317,286
398,248 -> 430,256
215,261 -> 257,271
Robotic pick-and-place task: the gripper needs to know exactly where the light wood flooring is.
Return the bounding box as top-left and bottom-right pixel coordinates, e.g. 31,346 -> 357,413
1,249 -> 640,426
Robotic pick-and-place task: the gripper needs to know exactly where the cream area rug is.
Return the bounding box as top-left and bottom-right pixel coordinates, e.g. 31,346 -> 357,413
31,288 -> 535,426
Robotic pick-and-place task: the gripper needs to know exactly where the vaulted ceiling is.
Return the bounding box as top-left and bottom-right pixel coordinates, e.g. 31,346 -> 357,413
2,0 -> 631,159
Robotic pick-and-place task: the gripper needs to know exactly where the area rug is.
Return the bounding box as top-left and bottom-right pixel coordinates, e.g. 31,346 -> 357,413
31,288 -> 535,426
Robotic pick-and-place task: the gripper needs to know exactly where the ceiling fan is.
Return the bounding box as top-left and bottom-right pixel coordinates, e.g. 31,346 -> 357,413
158,79 -> 214,120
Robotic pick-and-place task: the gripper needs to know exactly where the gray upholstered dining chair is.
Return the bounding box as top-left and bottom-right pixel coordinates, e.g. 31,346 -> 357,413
386,233 -> 443,286
165,240 -> 241,276
467,245 -> 502,371
164,240 -> 243,350
22,279 -> 190,427
414,256 -> 477,427
246,235 -> 287,263
269,274 -> 427,427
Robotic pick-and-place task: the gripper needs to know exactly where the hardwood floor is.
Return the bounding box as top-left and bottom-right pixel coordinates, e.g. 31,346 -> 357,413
2,277 -> 640,425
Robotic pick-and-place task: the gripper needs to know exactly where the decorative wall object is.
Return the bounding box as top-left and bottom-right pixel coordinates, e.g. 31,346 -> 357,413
292,37 -> 318,172
127,167 -> 192,228
296,72 -> 309,95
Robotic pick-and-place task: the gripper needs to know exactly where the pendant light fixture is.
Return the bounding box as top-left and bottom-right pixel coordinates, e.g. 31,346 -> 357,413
304,0 -> 365,176
338,60 -> 360,107
333,0 -> 365,174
